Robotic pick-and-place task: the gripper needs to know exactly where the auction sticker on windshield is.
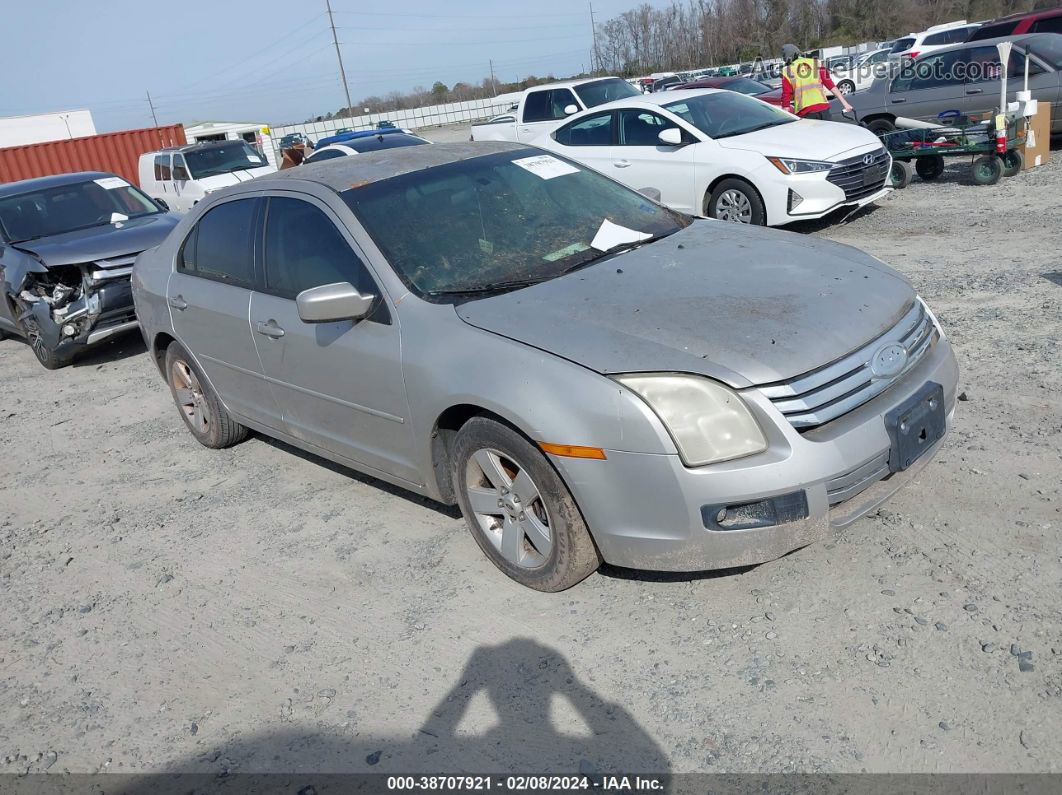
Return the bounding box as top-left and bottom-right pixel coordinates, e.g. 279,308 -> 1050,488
512,154 -> 579,179
94,177 -> 128,190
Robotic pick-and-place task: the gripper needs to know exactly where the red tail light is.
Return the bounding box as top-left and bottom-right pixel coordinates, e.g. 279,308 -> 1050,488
907,51 -> 920,59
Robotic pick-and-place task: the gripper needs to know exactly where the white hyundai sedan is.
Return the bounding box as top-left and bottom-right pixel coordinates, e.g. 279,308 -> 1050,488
532,89 -> 891,226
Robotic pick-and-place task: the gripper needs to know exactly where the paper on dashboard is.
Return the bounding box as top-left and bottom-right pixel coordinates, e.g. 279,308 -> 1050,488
590,219 -> 652,252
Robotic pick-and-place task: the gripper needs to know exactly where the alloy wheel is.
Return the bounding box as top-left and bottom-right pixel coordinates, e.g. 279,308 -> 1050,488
716,189 -> 753,223
465,448 -> 553,569
171,360 -> 210,435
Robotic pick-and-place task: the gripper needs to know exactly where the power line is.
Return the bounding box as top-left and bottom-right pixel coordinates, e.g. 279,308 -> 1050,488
337,33 -> 590,46
145,91 -> 158,126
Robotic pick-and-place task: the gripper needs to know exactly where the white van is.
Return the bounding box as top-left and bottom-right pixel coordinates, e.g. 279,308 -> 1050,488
137,140 -> 276,213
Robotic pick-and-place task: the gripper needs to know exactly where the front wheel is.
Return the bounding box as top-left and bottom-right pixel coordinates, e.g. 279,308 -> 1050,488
165,342 -> 249,448
452,417 -> 600,592
20,318 -> 72,370
971,155 -> 1003,186
837,79 -> 856,95
707,178 -> 766,225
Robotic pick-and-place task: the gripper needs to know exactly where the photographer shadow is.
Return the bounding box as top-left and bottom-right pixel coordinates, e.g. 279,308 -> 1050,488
118,638 -> 670,793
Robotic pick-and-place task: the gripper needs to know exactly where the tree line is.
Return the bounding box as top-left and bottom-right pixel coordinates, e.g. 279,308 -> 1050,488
309,0 -> 1040,121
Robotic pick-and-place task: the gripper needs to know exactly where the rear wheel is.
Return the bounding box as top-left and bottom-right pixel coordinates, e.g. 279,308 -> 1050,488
452,416 -> 600,592
915,156 -> 945,180
165,342 -> 248,448
971,155 -> 1003,186
889,159 -> 913,189
1001,149 -> 1023,177
837,79 -> 856,95
707,178 -> 766,225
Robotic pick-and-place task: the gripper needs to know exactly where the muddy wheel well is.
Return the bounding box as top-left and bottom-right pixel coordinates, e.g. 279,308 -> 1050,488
152,332 -> 176,377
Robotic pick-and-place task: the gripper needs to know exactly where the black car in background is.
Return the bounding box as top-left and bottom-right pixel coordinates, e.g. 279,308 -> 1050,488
0,172 -> 179,368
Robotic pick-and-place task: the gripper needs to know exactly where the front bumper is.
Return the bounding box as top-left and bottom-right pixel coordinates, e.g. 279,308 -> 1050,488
549,336 -> 958,572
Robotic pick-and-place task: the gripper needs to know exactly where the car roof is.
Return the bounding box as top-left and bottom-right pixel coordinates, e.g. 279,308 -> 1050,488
0,171 -> 118,198
232,141 -> 532,194
527,76 -> 625,89
590,88 -> 724,111
918,31 -> 1056,56
149,140 -> 251,155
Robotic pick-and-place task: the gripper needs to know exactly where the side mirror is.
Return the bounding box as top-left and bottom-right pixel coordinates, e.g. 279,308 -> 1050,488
296,281 -> 375,323
658,127 -> 684,146
563,104 -> 579,116
637,187 -> 662,202
154,198 -> 170,211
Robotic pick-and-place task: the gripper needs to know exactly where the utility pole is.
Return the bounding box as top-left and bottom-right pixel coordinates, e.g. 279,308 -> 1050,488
326,0 -> 353,116
588,0 -> 599,73
146,90 -> 159,127
489,59 -> 498,96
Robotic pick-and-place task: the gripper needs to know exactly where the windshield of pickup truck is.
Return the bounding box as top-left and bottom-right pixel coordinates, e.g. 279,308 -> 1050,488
345,150 -> 689,298
664,91 -> 794,139
184,142 -> 267,178
574,78 -> 641,107
0,178 -> 160,243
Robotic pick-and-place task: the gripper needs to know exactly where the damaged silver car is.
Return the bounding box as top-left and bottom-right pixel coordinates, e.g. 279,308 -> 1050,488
0,172 -> 178,368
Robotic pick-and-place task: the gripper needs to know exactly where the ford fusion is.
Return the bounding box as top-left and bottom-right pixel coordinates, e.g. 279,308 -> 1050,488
0,172 -> 178,368
131,142 -> 957,591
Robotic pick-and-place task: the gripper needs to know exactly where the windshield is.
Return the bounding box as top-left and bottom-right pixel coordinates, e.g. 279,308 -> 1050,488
344,150 -> 688,298
664,92 -> 793,139
890,37 -> 916,53
574,78 -> 641,107
0,177 -> 160,243
722,77 -> 772,95
184,142 -> 268,178
1030,35 -> 1062,68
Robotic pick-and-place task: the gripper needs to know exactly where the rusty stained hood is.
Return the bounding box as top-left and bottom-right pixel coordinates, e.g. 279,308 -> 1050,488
456,220 -> 915,387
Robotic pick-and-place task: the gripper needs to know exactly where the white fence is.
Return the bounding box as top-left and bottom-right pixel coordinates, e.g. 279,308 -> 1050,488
269,92 -> 523,158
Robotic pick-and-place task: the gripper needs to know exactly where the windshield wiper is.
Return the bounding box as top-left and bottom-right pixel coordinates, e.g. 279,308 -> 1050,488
427,277 -> 548,297
556,231 -> 675,276
715,120 -> 790,139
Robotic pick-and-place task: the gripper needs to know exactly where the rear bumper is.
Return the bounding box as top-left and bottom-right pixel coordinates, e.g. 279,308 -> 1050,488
549,337 -> 958,572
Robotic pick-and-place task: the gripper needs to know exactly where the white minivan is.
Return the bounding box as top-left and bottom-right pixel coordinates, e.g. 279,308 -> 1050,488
137,140 -> 276,213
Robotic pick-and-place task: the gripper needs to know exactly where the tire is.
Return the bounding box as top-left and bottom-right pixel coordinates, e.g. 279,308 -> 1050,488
452,416 -> 600,592
971,155 -> 1003,186
1001,149 -> 1023,177
837,79 -> 856,95
864,117 -> 896,137
707,178 -> 766,225
20,318 -> 73,370
889,159 -> 913,189
164,342 -> 248,449
915,155 -> 945,180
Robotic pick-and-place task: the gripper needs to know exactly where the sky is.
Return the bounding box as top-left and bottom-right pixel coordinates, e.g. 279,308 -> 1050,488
2,0 -> 670,133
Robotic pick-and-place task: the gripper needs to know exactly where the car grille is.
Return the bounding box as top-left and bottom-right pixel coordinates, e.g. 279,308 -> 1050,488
825,451 -> 891,505
758,300 -> 937,430
827,147 -> 890,201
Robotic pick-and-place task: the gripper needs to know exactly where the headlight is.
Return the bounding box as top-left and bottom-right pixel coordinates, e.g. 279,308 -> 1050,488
616,374 -> 768,467
767,156 -> 835,174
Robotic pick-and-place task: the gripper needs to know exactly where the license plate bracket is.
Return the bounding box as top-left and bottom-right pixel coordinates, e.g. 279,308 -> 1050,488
885,381 -> 946,473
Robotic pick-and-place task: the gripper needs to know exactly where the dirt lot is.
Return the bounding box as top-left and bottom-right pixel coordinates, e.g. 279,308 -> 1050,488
1,132 -> 1060,778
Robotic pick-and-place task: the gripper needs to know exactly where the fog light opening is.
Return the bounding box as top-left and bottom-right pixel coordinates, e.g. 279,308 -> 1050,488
702,491 -> 809,532
788,189 -> 804,213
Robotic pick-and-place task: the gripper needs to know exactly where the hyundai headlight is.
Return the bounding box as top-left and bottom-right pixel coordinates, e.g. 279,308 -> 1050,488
767,156 -> 835,174
616,374 -> 768,467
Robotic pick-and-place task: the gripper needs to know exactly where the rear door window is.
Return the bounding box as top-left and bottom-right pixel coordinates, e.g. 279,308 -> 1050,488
179,198 -> 258,287
154,154 -> 171,181
262,197 -> 376,299
553,112 -> 613,146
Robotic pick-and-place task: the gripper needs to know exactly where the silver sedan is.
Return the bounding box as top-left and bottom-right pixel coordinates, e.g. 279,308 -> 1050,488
132,142 -> 958,591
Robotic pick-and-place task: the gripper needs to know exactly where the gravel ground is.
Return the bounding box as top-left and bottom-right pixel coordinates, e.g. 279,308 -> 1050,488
1,131 -> 1060,778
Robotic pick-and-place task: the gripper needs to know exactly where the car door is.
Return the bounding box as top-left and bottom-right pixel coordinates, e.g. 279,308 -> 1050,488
167,196 -> 281,427
887,49 -> 967,122
518,88 -> 580,143
547,110 -> 615,173
249,194 -> 418,483
153,154 -> 173,205
614,108 -> 698,214
962,45 -> 1057,119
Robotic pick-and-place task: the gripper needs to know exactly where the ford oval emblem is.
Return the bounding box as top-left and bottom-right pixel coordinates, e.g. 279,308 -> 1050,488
863,153 -> 875,166
870,343 -> 908,378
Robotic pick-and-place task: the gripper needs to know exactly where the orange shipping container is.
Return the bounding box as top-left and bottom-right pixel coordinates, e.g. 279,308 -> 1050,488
0,124 -> 186,187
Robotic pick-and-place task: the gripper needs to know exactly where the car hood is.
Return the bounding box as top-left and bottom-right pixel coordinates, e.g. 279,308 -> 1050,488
197,166 -> 276,190
456,221 -> 915,388
9,212 -> 181,267
716,119 -> 882,160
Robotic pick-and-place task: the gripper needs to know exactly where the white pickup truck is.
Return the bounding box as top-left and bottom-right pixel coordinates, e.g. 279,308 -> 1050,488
471,77 -> 642,143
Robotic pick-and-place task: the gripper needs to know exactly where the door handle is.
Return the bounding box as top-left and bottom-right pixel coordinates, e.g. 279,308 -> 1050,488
966,88 -> 983,94
890,97 -> 907,103
168,295 -> 188,310
255,319 -> 285,339
614,160 -> 632,168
